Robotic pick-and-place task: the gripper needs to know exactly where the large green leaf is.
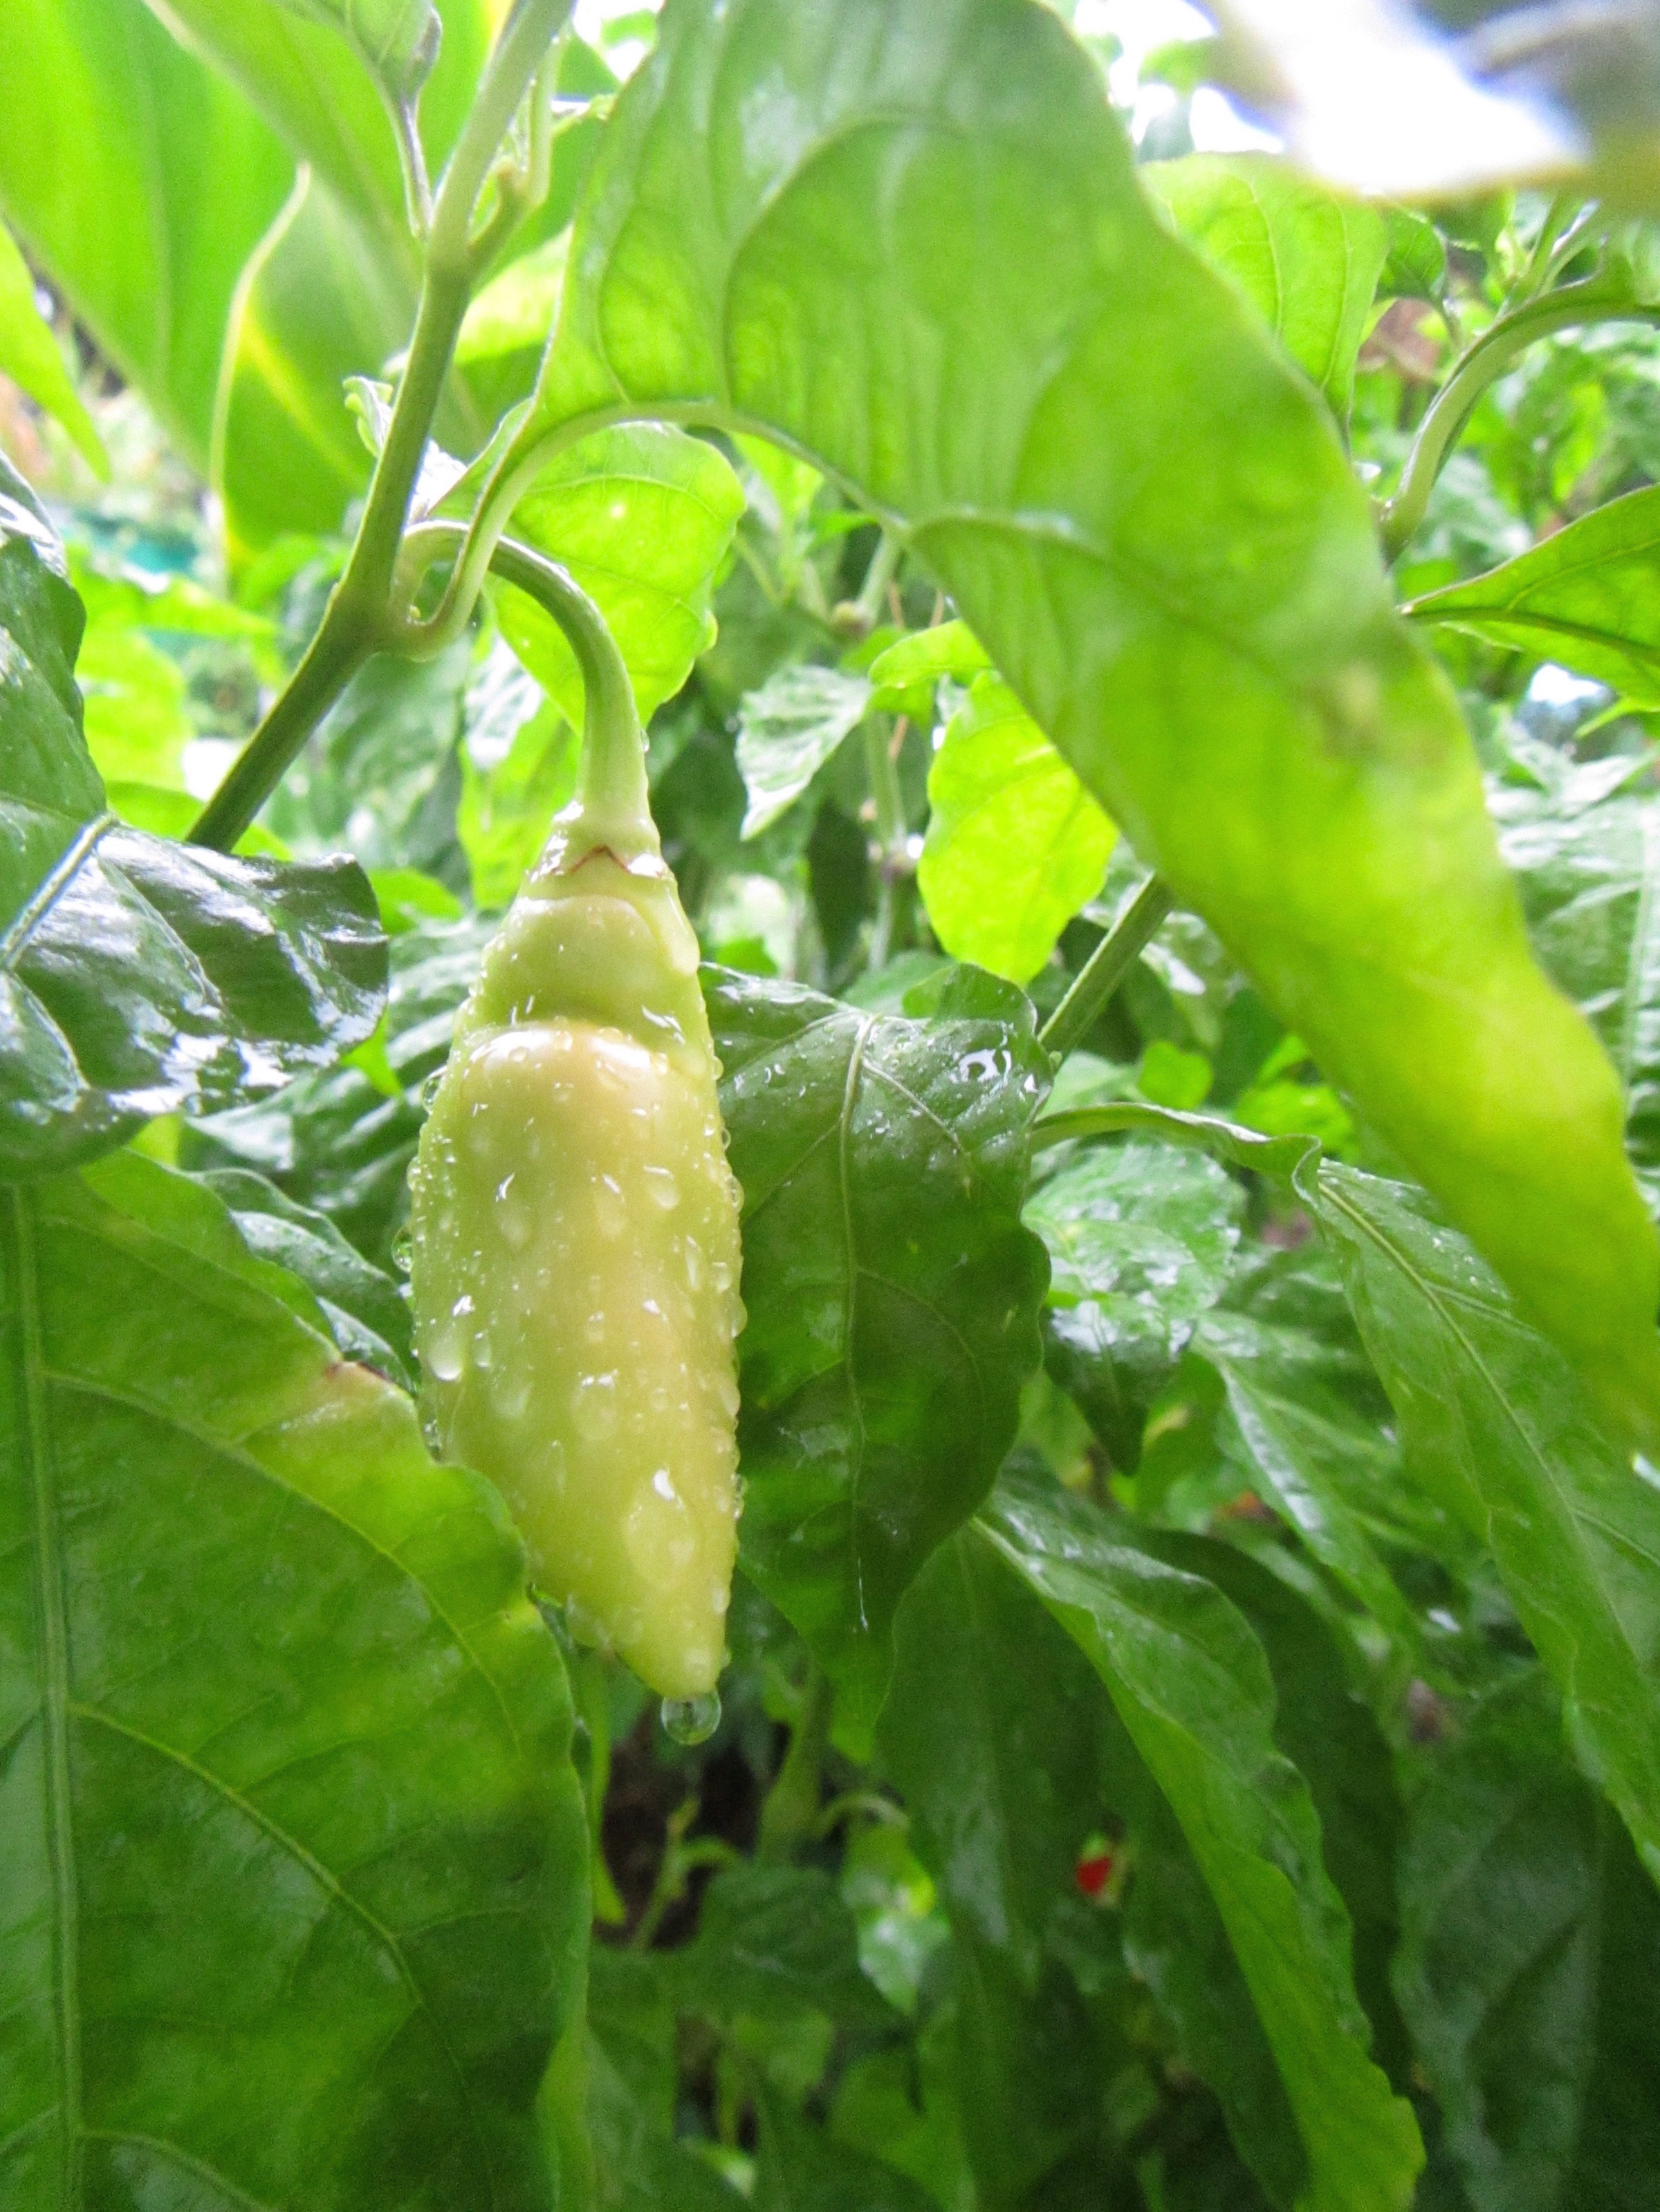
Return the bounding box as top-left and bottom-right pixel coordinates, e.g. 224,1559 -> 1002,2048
0,1153 -> 588,2206
499,423 -> 746,725
980,1469 -> 1424,2212
0,0 -> 294,470
528,0 -> 1660,1448
1026,1136 -> 1242,1470
215,169 -> 423,559
1394,1674 -> 1660,2212
1141,155 -> 1387,418
917,673 -> 1116,987
1407,484 -> 1660,703
878,1527 -> 1104,1986
0,468 -> 386,1176
1488,745 -> 1660,1201
669,1864 -> 894,2034
706,967 -> 1051,1747
878,1531 -> 1117,2205
1304,1160 -> 1660,1887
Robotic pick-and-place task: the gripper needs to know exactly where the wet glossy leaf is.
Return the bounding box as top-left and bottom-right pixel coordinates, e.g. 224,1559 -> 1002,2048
1304,1161 -> 1660,1886
195,1162 -> 412,1383
707,967 -> 1051,1747
1395,1674 -> 1660,2212
1488,747 -> 1660,1203
184,911 -> 492,1271
737,664 -> 872,838
1195,1308 -> 1421,1637
918,673 -> 1116,987
1141,154 -> 1387,416
0,219 -> 104,475
531,0 -> 1660,1449
0,1153 -> 588,2206
499,423 -> 746,725
0,481 -> 387,1176
1408,485 -> 1660,703
1026,1137 -> 1242,1469
981,1468 -> 1424,2212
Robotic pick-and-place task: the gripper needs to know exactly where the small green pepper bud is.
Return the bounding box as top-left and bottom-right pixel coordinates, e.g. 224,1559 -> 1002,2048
409,549 -> 743,1699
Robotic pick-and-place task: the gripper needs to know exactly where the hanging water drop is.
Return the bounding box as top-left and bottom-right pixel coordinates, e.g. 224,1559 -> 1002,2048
661,1690 -> 721,1746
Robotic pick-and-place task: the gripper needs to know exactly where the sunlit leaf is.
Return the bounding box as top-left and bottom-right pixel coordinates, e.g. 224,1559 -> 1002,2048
736,664 -> 871,838
0,1152 -> 588,2206
918,675 -> 1116,986
1142,154 -> 1387,415
529,0 -> 1660,1447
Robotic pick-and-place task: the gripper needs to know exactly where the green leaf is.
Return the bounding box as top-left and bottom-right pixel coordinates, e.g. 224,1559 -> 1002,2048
1407,485 -> 1660,703
670,1864 -> 895,2033
216,169 -> 426,561
0,470 -> 387,1175
183,911 -> 492,1272
0,0 -> 293,469
461,703 -> 578,911
1195,1307 -> 1423,1638
1026,1137 -> 1242,1469
499,422 -> 746,725
878,1527 -> 1105,1985
1141,154 -> 1388,416
272,0 -> 442,102
1144,1530 -> 1412,2088
979,1469 -> 1425,2212
458,236 -> 571,367
194,1162 -> 413,1382
1394,1673 -> 1660,2212
73,622 -> 192,792
139,0 -> 497,241
1489,747 -> 1660,1202
530,0 -> 1660,1449
755,2088 -> 939,2212
0,1153 -> 588,2206
866,620 -> 990,697
1378,207 -> 1446,303
706,967 -> 1051,1748
736,664 -> 872,838
1303,1160 -> 1660,1887
0,219 -> 105,476
918,673 -> 1117,987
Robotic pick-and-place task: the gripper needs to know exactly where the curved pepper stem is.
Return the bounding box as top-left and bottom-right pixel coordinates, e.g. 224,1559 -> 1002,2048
486,537 -> 658,871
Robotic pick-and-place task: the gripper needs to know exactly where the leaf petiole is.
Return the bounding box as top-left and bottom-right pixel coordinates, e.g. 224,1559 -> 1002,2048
1039,876 -> 1174,1062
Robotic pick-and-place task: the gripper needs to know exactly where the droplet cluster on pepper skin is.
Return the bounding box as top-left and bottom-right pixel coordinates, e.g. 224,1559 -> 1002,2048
409,837 -> 745,1702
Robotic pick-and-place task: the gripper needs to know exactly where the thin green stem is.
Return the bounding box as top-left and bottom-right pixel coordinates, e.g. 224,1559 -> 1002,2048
1040,877 -> 1174,1061
854,528 -> 901,630
864,716 -> 907,969
1378,278 -> 1660,560
187,0 -> 570,852
188,616 -> 371,853
757,1666 -> 833,1862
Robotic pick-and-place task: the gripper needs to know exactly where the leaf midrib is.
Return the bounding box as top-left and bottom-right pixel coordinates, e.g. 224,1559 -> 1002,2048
8,1185 -> 82,2206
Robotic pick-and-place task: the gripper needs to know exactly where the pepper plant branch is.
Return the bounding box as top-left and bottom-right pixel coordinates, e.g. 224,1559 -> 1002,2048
757,1666 -> 833,1862
187,0 -> 572,854
405,521 -> 646,833
1378,277 -> 1660,560
1040,875 -> 1174,1061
